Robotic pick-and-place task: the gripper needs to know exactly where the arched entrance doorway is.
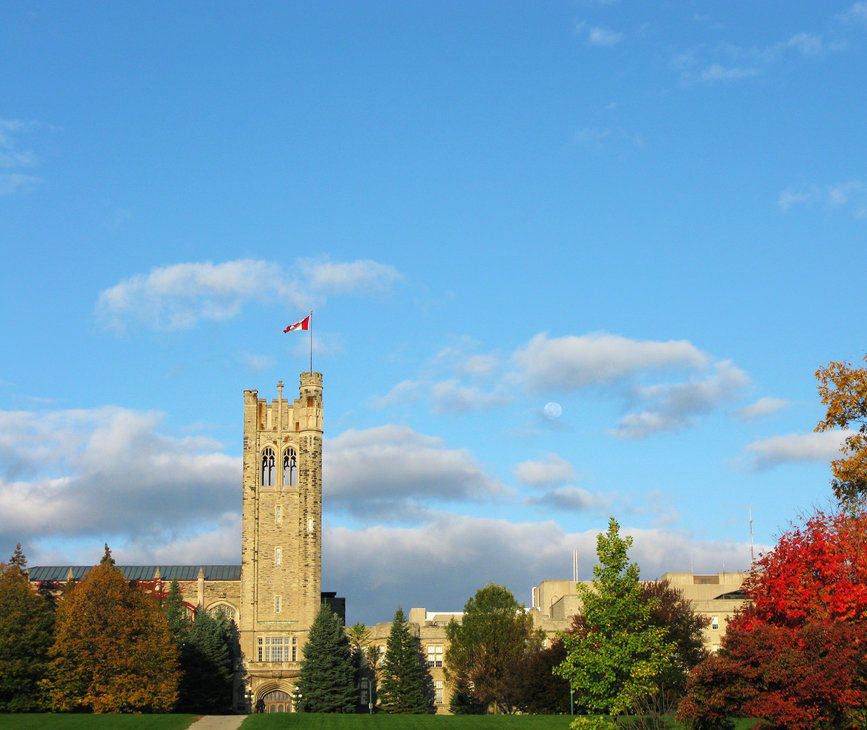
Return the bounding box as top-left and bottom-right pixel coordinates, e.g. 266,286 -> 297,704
261,689 -> 292,713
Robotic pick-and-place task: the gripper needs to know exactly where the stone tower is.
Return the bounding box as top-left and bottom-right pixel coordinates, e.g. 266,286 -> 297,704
238,371 -> 323,707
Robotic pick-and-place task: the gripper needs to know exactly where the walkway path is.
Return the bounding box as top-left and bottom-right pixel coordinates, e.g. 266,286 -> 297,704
188,716 -> 247,730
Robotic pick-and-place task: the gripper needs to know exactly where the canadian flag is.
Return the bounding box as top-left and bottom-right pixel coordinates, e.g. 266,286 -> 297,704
283,315 -> 311,333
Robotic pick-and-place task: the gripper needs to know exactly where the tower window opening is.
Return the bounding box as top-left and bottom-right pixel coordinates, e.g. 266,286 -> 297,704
283,450 -> 297,486
275,547 -> 282,565
261,448 -> 276,486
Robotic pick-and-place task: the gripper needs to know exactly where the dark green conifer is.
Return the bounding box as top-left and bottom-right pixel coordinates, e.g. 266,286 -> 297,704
177,610 -> 234,713
0,546 -> 55,711
295,604 -> 356,713
378,607 -> 435,714
163,579 -> 189,645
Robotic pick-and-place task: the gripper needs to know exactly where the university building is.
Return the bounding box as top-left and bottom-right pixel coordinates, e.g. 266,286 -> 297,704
28,372 -> 747,713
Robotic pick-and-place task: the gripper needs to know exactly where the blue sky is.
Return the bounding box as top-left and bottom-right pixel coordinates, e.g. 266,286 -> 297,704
1,2 -> 865,623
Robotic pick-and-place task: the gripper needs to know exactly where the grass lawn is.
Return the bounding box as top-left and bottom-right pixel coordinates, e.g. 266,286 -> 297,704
0,714 -> 197,729
241,715 -> 760,729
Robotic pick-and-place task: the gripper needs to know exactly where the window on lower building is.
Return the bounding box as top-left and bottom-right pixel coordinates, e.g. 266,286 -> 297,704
258,636 -> 293,662
359,678 -> 369,705
426,645 -> 443,667
711,616 -> 719,630
434,680 -> 443,704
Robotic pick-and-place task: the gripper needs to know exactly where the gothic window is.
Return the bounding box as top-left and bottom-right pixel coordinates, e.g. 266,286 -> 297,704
207,603 -> 236,623
283,449 -> 297,486
261,448 -> 275,486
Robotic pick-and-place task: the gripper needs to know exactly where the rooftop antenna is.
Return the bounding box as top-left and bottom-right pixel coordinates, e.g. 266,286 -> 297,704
749,506 -> 755,565
572,549 -> 579,582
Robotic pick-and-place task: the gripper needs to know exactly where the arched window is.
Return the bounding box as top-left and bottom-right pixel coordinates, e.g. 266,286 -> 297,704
261,448 -> 275,486
261,689 -> 292,713
207,603 -> 236,623
283,449 -> 297,487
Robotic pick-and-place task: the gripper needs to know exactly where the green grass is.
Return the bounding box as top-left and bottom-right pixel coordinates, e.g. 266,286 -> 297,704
0,714 -> 197,729
242,716 -> 572,729
241,715 -> 761,729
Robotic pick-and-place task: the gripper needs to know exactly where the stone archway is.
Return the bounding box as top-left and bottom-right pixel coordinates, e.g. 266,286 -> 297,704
261,689 -> 292,713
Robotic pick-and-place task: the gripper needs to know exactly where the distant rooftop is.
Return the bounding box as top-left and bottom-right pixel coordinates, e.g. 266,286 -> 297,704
29,565 -> 241,582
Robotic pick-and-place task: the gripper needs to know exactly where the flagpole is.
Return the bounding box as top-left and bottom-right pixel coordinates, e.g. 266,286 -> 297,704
309,310 -> 313,374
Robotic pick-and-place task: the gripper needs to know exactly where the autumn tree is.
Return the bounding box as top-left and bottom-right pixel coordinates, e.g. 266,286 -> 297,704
177,610 -> 235,713
444,583 -> 540,714
295,604 -> 356,713
677,509 -> 867,729
815,355 -> 867,509
0,545 -> 55,711
378,608 -> 435,713
555,518 -> 676,716
45,545 -> 179,713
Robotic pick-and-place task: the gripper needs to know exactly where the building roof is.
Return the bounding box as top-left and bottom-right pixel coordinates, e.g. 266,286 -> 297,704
28,565 -> 241,582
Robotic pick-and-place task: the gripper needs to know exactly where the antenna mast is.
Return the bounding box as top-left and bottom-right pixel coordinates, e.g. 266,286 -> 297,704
749,507 -> 755,565
572,549 -> 579,582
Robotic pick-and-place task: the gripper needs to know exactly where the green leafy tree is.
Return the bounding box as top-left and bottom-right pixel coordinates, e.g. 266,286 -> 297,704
556,517 -> 676,716
513,639 -> 571,715
45,545 -> 179,713
378,607 -> 435,713
0,545 -> 55,711
177,610 -> 234,713
444,583 -> 540,714
295,604 -> 356,713
162,579 -> 189,645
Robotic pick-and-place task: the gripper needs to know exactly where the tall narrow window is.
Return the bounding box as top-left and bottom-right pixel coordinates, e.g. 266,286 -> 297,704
275,505 -> 282,524
434,680 -> 444,704
275,547 -> 282,565
283,449 -> 297,486
275,595 -> 281,614
261,448 -> 275,486
291,636 -> 297,661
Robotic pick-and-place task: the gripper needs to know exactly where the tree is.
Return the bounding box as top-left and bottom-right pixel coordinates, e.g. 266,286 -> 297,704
444,583 -> 540,714
815,356 -> 867,509
677,509 -> 867,730
513,639 -> 571,714
347,622 -> 379,712
177,610 -> 235,713
162,578 -> 190,645
378,608 -> 435,713
295,604 -> 356,713
555,517 -> 676,716
45,546 -> 179,713
0,546 -> 55,711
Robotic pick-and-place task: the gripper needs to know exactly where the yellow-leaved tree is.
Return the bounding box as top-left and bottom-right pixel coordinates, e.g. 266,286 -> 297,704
815,356 -> 867,510
45,545 -> 179,713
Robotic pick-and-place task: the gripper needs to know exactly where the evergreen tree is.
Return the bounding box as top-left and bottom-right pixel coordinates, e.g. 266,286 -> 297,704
163,579 -> 189,645
295,604 -> 356,713
378,608 -> 435,714
0,546 -> 55,711
555,517 -> 676,716
45,545 -> 179,713
177,610 -> 234,713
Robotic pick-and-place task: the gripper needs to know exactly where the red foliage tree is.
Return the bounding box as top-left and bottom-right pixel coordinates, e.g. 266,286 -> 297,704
677,510 -> 867,730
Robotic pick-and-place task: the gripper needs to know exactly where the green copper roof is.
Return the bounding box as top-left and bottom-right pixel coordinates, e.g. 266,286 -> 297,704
29,565 -> 241,582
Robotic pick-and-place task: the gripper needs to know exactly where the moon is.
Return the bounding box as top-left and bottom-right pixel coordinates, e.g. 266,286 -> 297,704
543,402 -> 562,419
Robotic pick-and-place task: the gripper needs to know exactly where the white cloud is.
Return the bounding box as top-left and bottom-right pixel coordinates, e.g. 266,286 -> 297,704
837,2 -> 867,24
525,486 -> 610,512
587,26 -> 623,47
778,180 -> 867,218
430,380 -> 513,413
96,257 -> 401,332
778,188 -> 816,210
299,258 -> 402,295
735,397 -> 790,421
611,361 -> 750,439
700,64 -> 758,81
0,407 -> 239,547
324,426 -> 509,519
513,332 -> 708,393
373,379 -> 424,409
745,430 -> 855,469
0,119 -> 47,196
514,453 -> 576,486
237,352 -> 275,373
324,515 -> 752,623
462,354 -> 498,378
786,33 -> 825,57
